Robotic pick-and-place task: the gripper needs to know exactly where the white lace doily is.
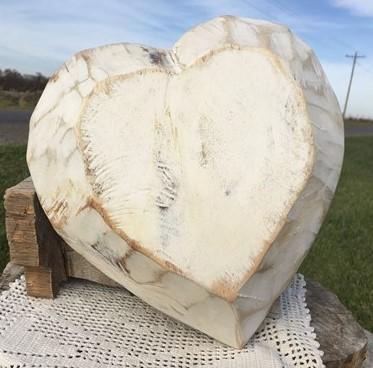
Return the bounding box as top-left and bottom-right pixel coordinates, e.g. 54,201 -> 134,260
0,273 -> 323,368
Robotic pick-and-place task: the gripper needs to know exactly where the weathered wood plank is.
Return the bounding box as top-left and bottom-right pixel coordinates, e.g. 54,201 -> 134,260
306,279 -> 368,368
363,330 -> 373,368
25,266 -> 54,298
33,196 -> 66,281
5,180 -> 38,266
4,177 -> 115,295
64,247 -> 119,287
0,262 -> 24,290
4,177 -> 67,297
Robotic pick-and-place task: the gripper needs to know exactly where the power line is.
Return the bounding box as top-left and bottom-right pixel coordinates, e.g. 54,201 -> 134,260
343,52 -> 365,118
269,0 -> 304,18
242,0 -> 272,20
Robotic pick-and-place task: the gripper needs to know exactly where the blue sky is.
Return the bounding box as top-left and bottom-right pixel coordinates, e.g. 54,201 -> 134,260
0,0 -> 372,117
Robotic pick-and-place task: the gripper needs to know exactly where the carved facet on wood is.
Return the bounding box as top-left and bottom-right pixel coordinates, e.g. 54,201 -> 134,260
27,16 -> 344,348
4,179 -> 368,366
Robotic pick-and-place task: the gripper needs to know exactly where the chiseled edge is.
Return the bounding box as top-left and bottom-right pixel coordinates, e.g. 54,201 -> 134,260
26,16 -> 344,347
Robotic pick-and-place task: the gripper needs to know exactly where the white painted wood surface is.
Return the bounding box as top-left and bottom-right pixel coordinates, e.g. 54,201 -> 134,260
27,16 -> 344,348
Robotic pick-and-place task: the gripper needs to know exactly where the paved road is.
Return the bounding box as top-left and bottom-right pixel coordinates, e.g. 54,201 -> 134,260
0,110 -> 32,124
1,110 -> 373,144
0,110 -> 32,144
345,125 -> 373,137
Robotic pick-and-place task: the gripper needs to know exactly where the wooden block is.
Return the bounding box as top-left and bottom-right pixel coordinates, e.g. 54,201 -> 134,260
364,329 -> 373,368
4,177 -> 117,296
25,266 -> 54,298
64,247 -> 119,288
306,279 -> 368,368
5,178 -> 38,266
0,262 -> 24,290
4,177 -> 67,298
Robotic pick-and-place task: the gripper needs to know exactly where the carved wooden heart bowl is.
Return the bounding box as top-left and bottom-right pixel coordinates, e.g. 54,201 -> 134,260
27,16 -> 344,348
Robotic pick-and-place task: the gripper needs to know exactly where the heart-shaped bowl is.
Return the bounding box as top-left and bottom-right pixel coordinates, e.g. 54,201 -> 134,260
27,16 -> 344,348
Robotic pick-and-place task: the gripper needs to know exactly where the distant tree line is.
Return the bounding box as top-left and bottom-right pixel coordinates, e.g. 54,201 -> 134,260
0,69 -> 48,92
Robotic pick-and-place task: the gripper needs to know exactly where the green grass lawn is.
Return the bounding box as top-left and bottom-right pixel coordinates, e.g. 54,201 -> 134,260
0,90 -> 42,111
300,136 -> 373,331
0,138 -> 372,331
0,145 -> 29,270
345,118 -> 373,127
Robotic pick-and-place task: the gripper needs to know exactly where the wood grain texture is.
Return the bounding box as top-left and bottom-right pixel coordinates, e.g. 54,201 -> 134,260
0,262 -> 24,290
26,16 -> 344,347
5,177 -> 38,266
363,330 -> 373,368
24,266 -> 55,298
4,177 -> 120,293
4,178 -> 67,298
306,279 -> 367,368
64,247 -> 119,287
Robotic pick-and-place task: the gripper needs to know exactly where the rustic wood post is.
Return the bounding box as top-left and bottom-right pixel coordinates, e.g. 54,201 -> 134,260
4,177 -> 67,297
306,279 -> 368,368
4,177 -> 118,295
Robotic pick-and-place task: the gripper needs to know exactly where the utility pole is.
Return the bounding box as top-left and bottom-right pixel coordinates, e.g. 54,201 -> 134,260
343,52 -> 365,119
